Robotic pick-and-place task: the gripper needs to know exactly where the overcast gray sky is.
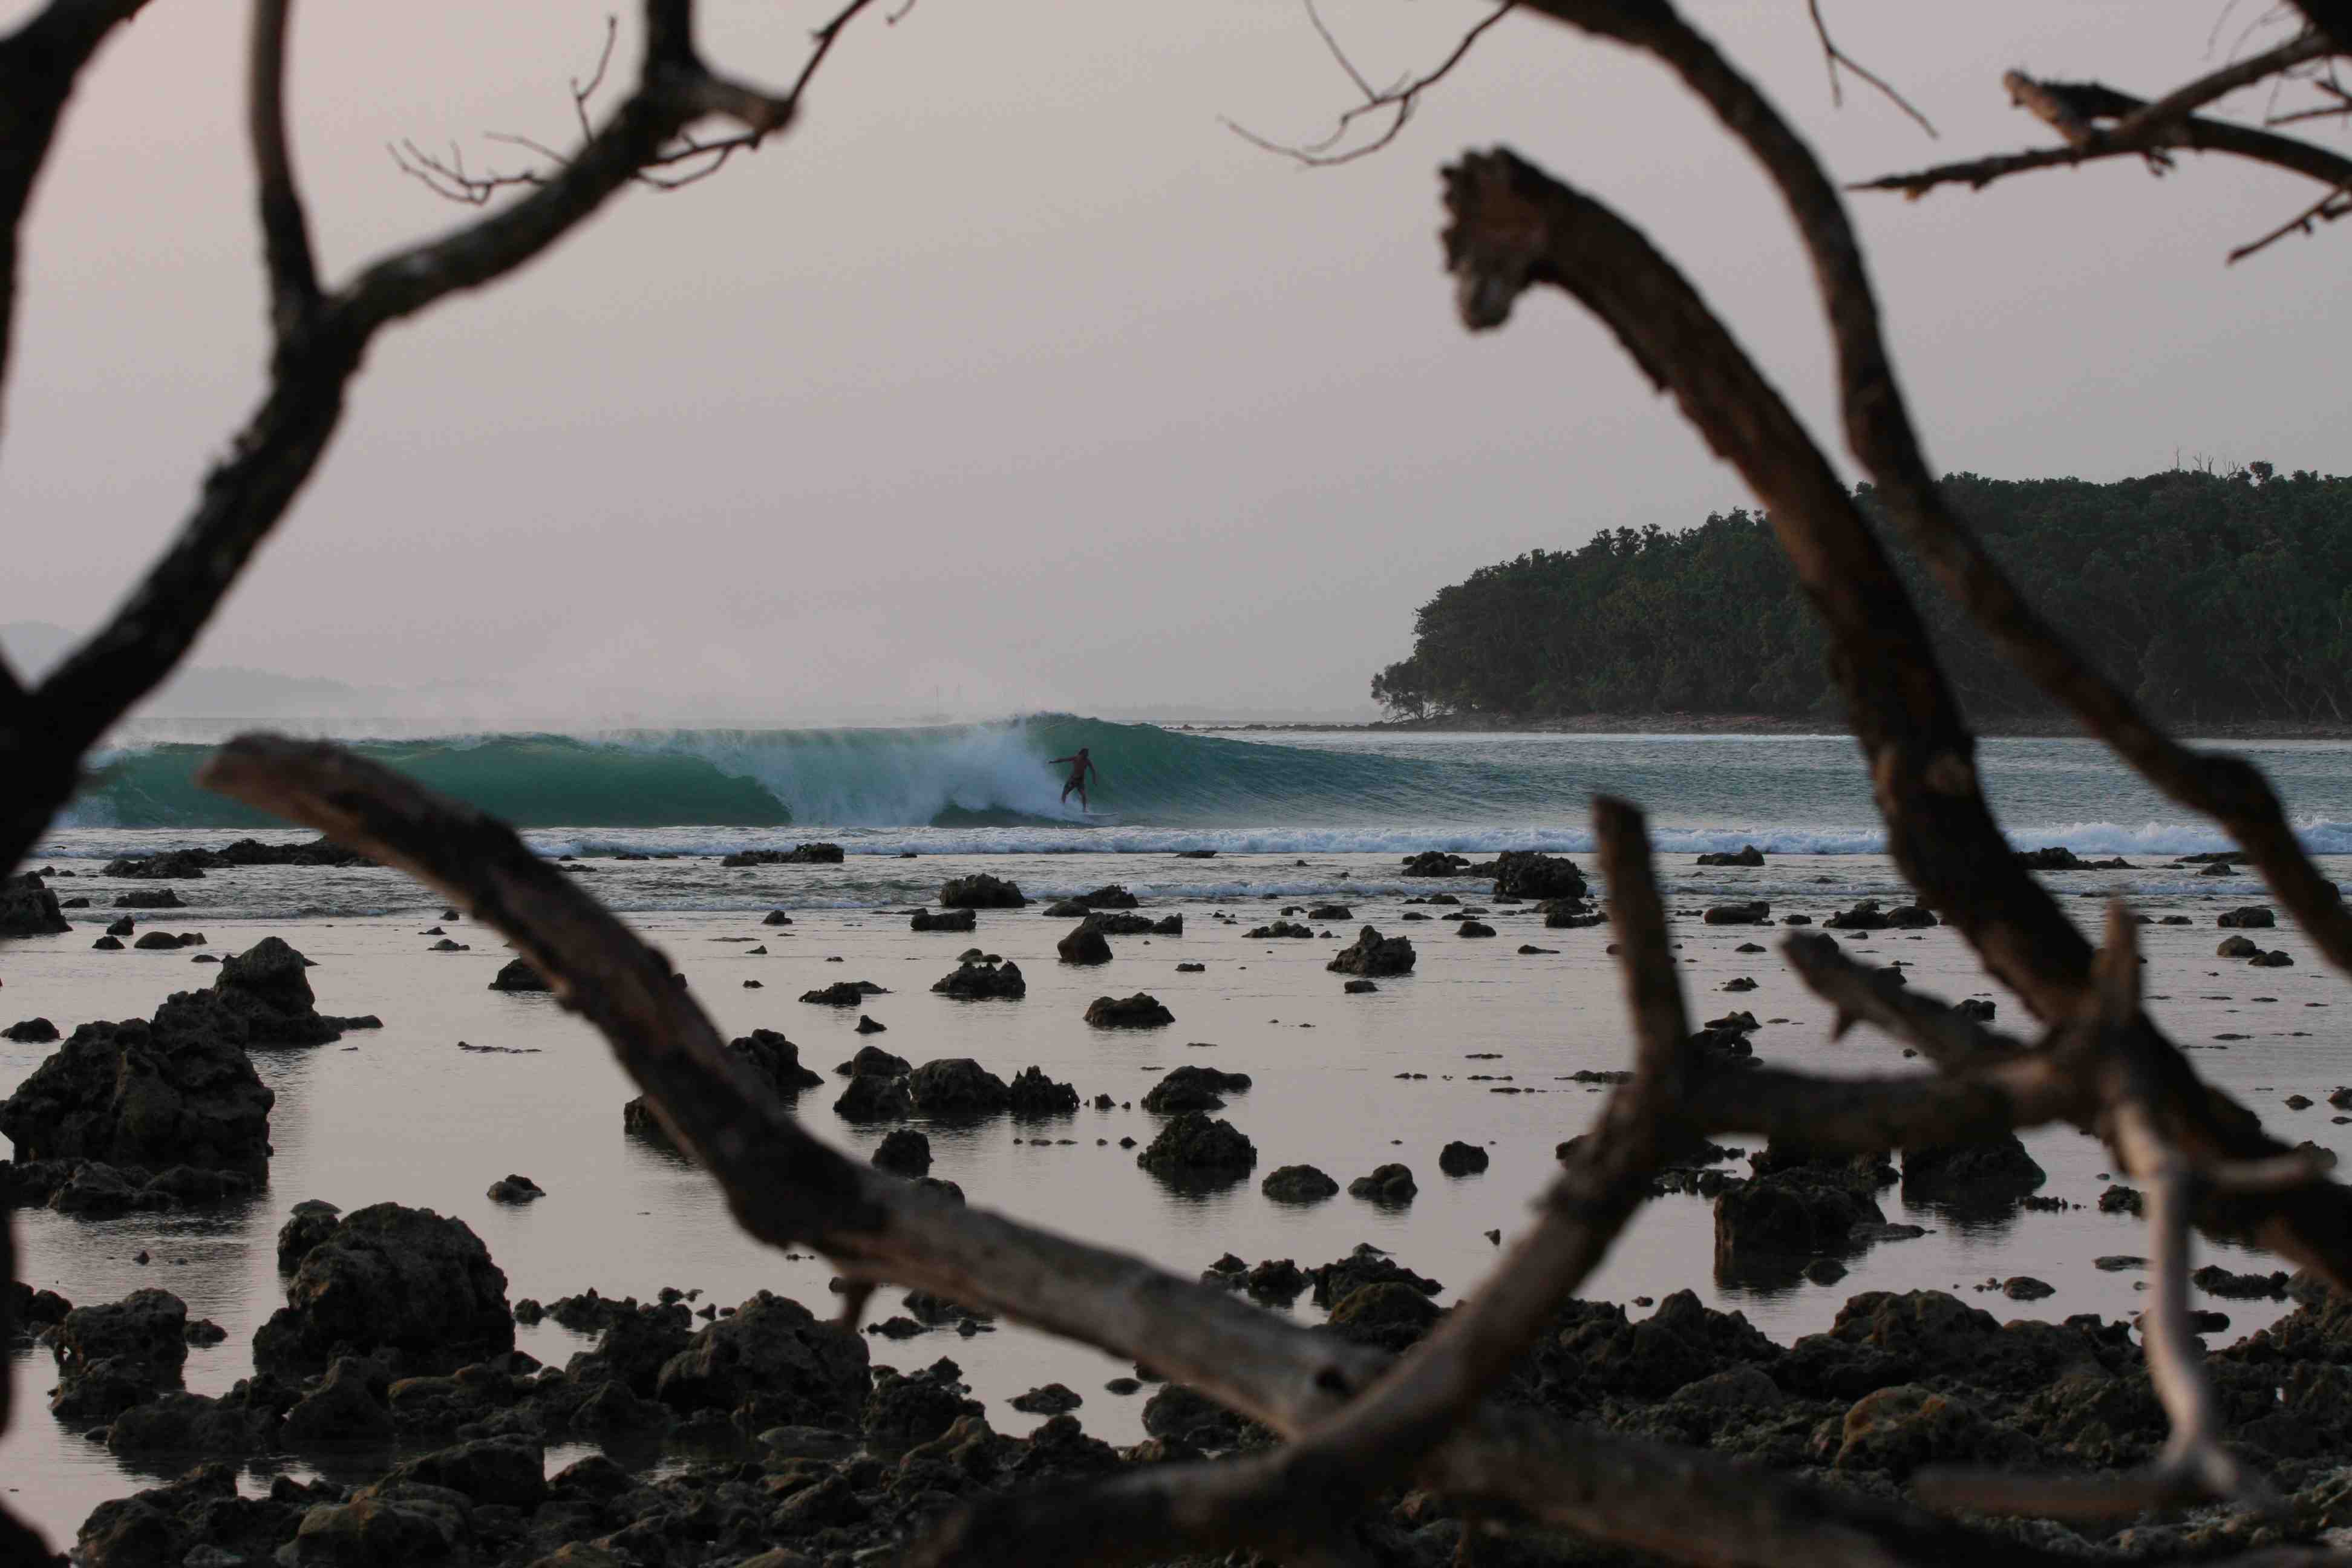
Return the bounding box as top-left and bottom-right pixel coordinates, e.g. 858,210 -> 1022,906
2,1 -> 2345,725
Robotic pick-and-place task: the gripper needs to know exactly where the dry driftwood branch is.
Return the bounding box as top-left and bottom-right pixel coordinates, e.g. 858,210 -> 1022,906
1516,0 -> 2352,1002
1437,142 -> 2352,1298
203,732 -> 2152,1568
1779,930 -> 2029,1071
1222,1 -> 1517,168
0,0 -> 879,877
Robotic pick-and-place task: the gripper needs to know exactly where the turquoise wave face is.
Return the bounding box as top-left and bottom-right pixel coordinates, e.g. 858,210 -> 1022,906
64,717 -> 1489,831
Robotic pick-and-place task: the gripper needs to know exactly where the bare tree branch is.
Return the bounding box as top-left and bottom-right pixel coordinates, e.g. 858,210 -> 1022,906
0,0 -> 887,877
1779,930 -> 2030,1071
1517,0 -> 2352,1008
1860,51 -> 2352,210
396,0 -> 887,204
1437,140 -> 2352,1296
248,0 -> 321,344
1804,0 -> 1936,136
1223,2 -> 1516,169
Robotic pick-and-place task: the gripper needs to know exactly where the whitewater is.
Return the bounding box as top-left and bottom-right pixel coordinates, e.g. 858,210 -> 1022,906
43,717 -> 2352,867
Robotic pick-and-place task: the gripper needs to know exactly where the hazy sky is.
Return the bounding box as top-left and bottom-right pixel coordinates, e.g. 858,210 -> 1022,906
2,1 -> 2345,725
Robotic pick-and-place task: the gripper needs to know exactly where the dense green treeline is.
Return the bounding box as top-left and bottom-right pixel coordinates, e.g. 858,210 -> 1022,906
1371,468 -> 2352,725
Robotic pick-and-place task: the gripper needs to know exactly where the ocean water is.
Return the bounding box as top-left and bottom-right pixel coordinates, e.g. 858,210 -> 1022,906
7,724 -> 2352,1549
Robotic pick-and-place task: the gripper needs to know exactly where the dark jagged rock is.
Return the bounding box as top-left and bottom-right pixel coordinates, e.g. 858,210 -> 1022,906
932,959 -> 1027,999
1697,845 -> 1766,867
910,906 -> 978,932
2193,1264 -> 2291,1300
1348,1163 -> 1417,1204
1005,1065 -> 1080,1117
864,1357 -> 981,1451
276,1201 -> 342,1271
1455,920 -> 1496,938
1261,1165 -> 1339,1203
486,1173 -> 544,1203
2218,905 -> 2276,928
1057,922 -> 1114,964
1439,1140 -> 1489,1176
113,888 -> 185,910
1010,1382 -> 1083,1415
1152,913 -> 1184,935
1246,920 -> 1313,939
2218,934 -> 2261,958
2,1016 -> 58,1042
103,849 -> 218,880
252,1203 -> 512,1377
1071,884 -> 1138,909
835,1074 -> 915,1122
939,874 -> 1027,908
1307,1248 -> 1440,1308
1400,851 -> 1471,877
280,1356 -> 396,1445
0,1001 -> 277,1177
763,909 -> 794,925
1085,993 -> 1173,1028
1901,1135 -> 2047,1211
655,1289 -> 870,1433
874,1129 -> 932,1176
1326,1281 -> 1443,1351
2253,949 -> 2296,967
1703,901 -> 1771,926
1489,851 -> 1588,901
0,871 -> 71,935
1825,900 -> 1937,930
801,979 -> 888,1006
51,1288 -> 191,1419
1082,910 -> 1156,936
906,1058 -> 1012,1118
1136,1112 -> 1255,1183
91,935 -> 124,950
1714,1160 -> 1886,1274
1142,1382 -> 1252,1449
76,1461 -> 322,1567
840,1045 -> 913,1078
855,1013 -> 885,1033
2015,846 -> 2088,871
722,843 -> 845,866
1141,1064 -> 1252,1114
1342,978 -> 1377,993
489,958 -> 550,992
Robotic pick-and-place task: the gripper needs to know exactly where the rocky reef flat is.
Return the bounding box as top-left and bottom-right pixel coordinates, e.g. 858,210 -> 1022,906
4,840 -> 2350,1563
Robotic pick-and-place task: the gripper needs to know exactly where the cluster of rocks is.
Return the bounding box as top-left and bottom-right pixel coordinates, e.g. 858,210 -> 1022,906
1040,885 -> 1140,917
930,956 -> 1027,999
1697,845 -> 1766,867
937,875 -> 1026,909
1,938 -> 379,1214
99,837 -> 373,878
720,843 -> 844,867
833,1053 -> 1077,1123
1826,900 -> 1938,930
1,871 -> 71,936
1083,993 -> 1172,1028
2014,846 -> 2137,872
1396,849 -> 1587,902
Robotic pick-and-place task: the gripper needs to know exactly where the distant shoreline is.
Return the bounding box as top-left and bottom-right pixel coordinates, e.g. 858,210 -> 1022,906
1166,713 -> 2352,742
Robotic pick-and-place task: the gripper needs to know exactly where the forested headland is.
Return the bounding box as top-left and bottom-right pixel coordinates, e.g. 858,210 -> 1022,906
1371,468 -> 2352,728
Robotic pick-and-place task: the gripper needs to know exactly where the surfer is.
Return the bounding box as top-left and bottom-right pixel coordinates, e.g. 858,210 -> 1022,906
1051,746 -> 1099,812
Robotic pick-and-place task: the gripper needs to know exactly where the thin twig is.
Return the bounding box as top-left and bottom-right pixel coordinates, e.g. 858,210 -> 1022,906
1805,0 -> 1936,136
1223,2 -> 1516,169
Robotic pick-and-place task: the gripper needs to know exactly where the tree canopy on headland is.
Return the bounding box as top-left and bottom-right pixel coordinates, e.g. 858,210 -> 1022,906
1371,467 -> 2352,725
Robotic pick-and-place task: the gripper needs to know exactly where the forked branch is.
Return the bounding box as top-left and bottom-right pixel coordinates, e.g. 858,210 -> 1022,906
1223,1 -> 1517,168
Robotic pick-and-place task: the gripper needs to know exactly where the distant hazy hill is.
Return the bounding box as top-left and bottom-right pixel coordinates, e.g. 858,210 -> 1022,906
2,621 -> 376,717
